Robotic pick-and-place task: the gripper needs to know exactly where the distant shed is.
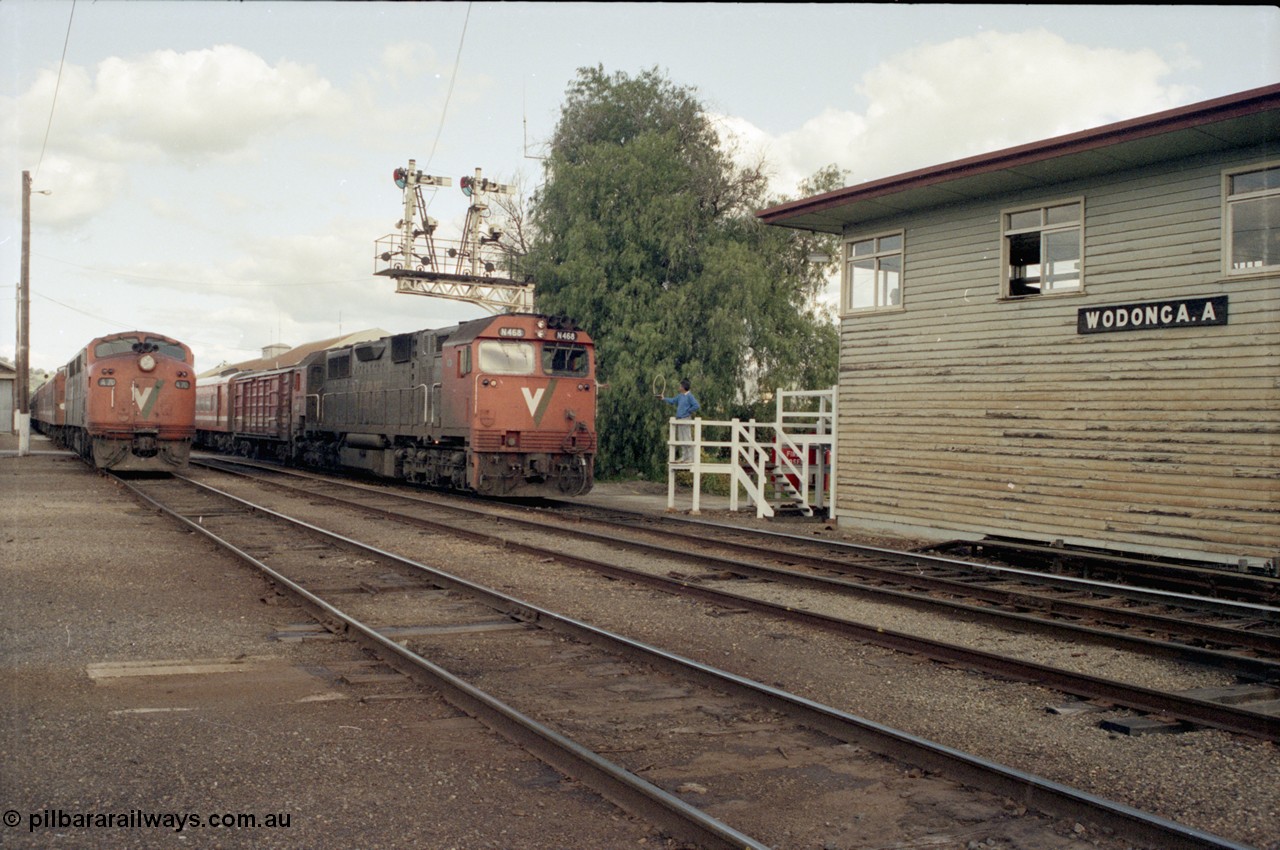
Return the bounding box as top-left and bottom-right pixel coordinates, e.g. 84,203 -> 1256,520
759,84 -> 1280,569
0,360 -> 14,432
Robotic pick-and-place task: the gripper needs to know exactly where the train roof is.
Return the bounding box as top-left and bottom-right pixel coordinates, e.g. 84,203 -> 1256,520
199,329 -> 387,378
441,314 -> 591,346
92,330 -> 187,342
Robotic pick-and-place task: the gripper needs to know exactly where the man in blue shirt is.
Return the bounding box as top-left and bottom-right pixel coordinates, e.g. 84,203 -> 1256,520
658,379 -> 701,464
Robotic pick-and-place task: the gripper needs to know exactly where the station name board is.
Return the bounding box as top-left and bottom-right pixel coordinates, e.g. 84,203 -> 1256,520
1077,296 -> 1227,335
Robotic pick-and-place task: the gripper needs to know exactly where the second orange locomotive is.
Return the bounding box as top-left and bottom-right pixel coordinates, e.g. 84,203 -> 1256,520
197,314 -> 596,497
31,331 -> 196,471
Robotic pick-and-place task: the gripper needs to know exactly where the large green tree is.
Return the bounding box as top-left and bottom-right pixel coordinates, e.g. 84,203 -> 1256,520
526,66 -> 841,478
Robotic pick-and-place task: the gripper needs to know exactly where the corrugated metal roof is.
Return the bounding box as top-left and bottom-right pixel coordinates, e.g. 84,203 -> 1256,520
758,83 -> 1280,234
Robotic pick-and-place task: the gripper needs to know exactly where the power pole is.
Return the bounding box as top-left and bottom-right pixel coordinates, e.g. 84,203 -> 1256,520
16,171 -> 31,454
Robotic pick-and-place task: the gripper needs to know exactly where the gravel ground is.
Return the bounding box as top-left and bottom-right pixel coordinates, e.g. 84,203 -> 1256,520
0,439 -> 669,850
5,441 -> 1277,850
196,467 -> 1280,850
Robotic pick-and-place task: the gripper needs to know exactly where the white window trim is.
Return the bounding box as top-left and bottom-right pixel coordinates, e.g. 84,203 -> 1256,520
1222,160 -> 1280,278
840,229 -> 905,317
999,196 -> 1085,300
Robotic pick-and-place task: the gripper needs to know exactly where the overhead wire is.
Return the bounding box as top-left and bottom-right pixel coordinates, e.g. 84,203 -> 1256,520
32,292 -> 262,355
34,0 -> 77,181
423,1 -> 473,174
33,252 -> 370,288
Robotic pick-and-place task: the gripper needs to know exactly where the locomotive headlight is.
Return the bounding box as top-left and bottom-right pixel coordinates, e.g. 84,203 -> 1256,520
138,354 -> 157,372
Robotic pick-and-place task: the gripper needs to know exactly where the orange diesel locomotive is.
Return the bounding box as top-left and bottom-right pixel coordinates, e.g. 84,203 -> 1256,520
196,314 -> 596,496
32,331 -> 196,471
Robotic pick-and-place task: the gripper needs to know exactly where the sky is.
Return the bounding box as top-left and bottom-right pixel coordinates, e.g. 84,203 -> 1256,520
2,1 -> 1277,375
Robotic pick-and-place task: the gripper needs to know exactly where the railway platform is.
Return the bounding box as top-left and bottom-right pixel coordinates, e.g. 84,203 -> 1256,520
0,434 -> 660,848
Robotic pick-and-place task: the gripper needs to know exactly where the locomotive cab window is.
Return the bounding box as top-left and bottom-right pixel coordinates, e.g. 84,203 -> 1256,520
1225,163 -> 1280,274
1002,200 -> 1083,297
477,341 -> 536,375
327,352 -> 351,380
542,343 -> 589,377
94,336 -> 188,361
391,333 -> 415,363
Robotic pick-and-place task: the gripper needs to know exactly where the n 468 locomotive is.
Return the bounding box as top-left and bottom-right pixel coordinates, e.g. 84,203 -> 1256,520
31,331 -> 196,471
196,314 -> 596,497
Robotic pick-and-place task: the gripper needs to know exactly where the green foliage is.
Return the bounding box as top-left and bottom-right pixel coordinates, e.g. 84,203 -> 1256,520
526,66 -> 841,478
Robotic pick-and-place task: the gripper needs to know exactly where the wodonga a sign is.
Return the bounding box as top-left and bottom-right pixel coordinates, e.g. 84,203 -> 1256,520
1077,295 -> 1228,335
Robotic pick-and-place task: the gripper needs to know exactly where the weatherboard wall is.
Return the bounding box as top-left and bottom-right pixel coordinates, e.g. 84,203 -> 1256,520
834,143 -> 1279,567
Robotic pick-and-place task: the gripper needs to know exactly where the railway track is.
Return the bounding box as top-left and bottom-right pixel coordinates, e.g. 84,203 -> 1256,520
114,467 -> 1258,850
931,537 -> 1280,591
190,457 -> 1280,741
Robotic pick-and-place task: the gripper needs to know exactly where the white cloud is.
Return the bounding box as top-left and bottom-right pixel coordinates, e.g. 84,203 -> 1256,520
91,45 -> 344,157
720,29 -> 1195,198
19,155 -> 128,226
6,45 -> 347,170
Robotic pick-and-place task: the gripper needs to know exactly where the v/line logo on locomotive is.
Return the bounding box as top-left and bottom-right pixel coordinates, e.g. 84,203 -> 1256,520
193,314 -> 598,498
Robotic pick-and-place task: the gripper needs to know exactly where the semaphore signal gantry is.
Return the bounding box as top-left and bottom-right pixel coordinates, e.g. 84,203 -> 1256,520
373,160 -> 534,314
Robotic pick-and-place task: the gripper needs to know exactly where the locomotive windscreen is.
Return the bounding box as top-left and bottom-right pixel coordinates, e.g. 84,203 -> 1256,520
478,341 -> 537,375
94,336 -> 189,361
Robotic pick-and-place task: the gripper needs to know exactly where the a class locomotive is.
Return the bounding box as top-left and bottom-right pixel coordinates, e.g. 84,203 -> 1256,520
31,331 -> 197,471
195,314 -> 596,497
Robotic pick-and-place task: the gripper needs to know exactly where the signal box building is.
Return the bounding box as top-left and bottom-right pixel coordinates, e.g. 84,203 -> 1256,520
759,84 -> 1279,570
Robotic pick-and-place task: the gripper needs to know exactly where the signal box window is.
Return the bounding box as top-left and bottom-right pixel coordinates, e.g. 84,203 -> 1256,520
843,232 -> 902,313
1226,164 -> 1280,274
1002,200 -> 1082,297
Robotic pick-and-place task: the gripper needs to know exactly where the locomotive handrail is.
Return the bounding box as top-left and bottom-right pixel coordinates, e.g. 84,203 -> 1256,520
414,383 -> 431,424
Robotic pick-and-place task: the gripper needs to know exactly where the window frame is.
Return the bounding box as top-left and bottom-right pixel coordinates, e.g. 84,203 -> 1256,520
476,340 -> 537,376
840,230 -> 904,316
999,197 -> 1085,299
1222,161 -> 1280,277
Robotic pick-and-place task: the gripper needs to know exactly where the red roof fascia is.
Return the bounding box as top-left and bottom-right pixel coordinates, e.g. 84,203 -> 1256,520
758,83 -> 1280,224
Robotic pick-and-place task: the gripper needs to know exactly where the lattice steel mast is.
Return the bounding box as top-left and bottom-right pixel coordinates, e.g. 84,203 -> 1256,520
373,161 -> 534,314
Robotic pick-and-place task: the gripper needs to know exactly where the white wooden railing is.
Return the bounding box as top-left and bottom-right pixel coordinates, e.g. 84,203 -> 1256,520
665,387 -> 836,518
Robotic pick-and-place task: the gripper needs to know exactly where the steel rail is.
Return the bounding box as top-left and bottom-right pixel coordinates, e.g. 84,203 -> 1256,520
188,459 -> 1280,740
187,459 -> 1280,679
429,500 -> 1280,672
617,508 -> 1280,619
123,471 -> 1260,850
118,473 -> 768,850
194,457 -> 1278,621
